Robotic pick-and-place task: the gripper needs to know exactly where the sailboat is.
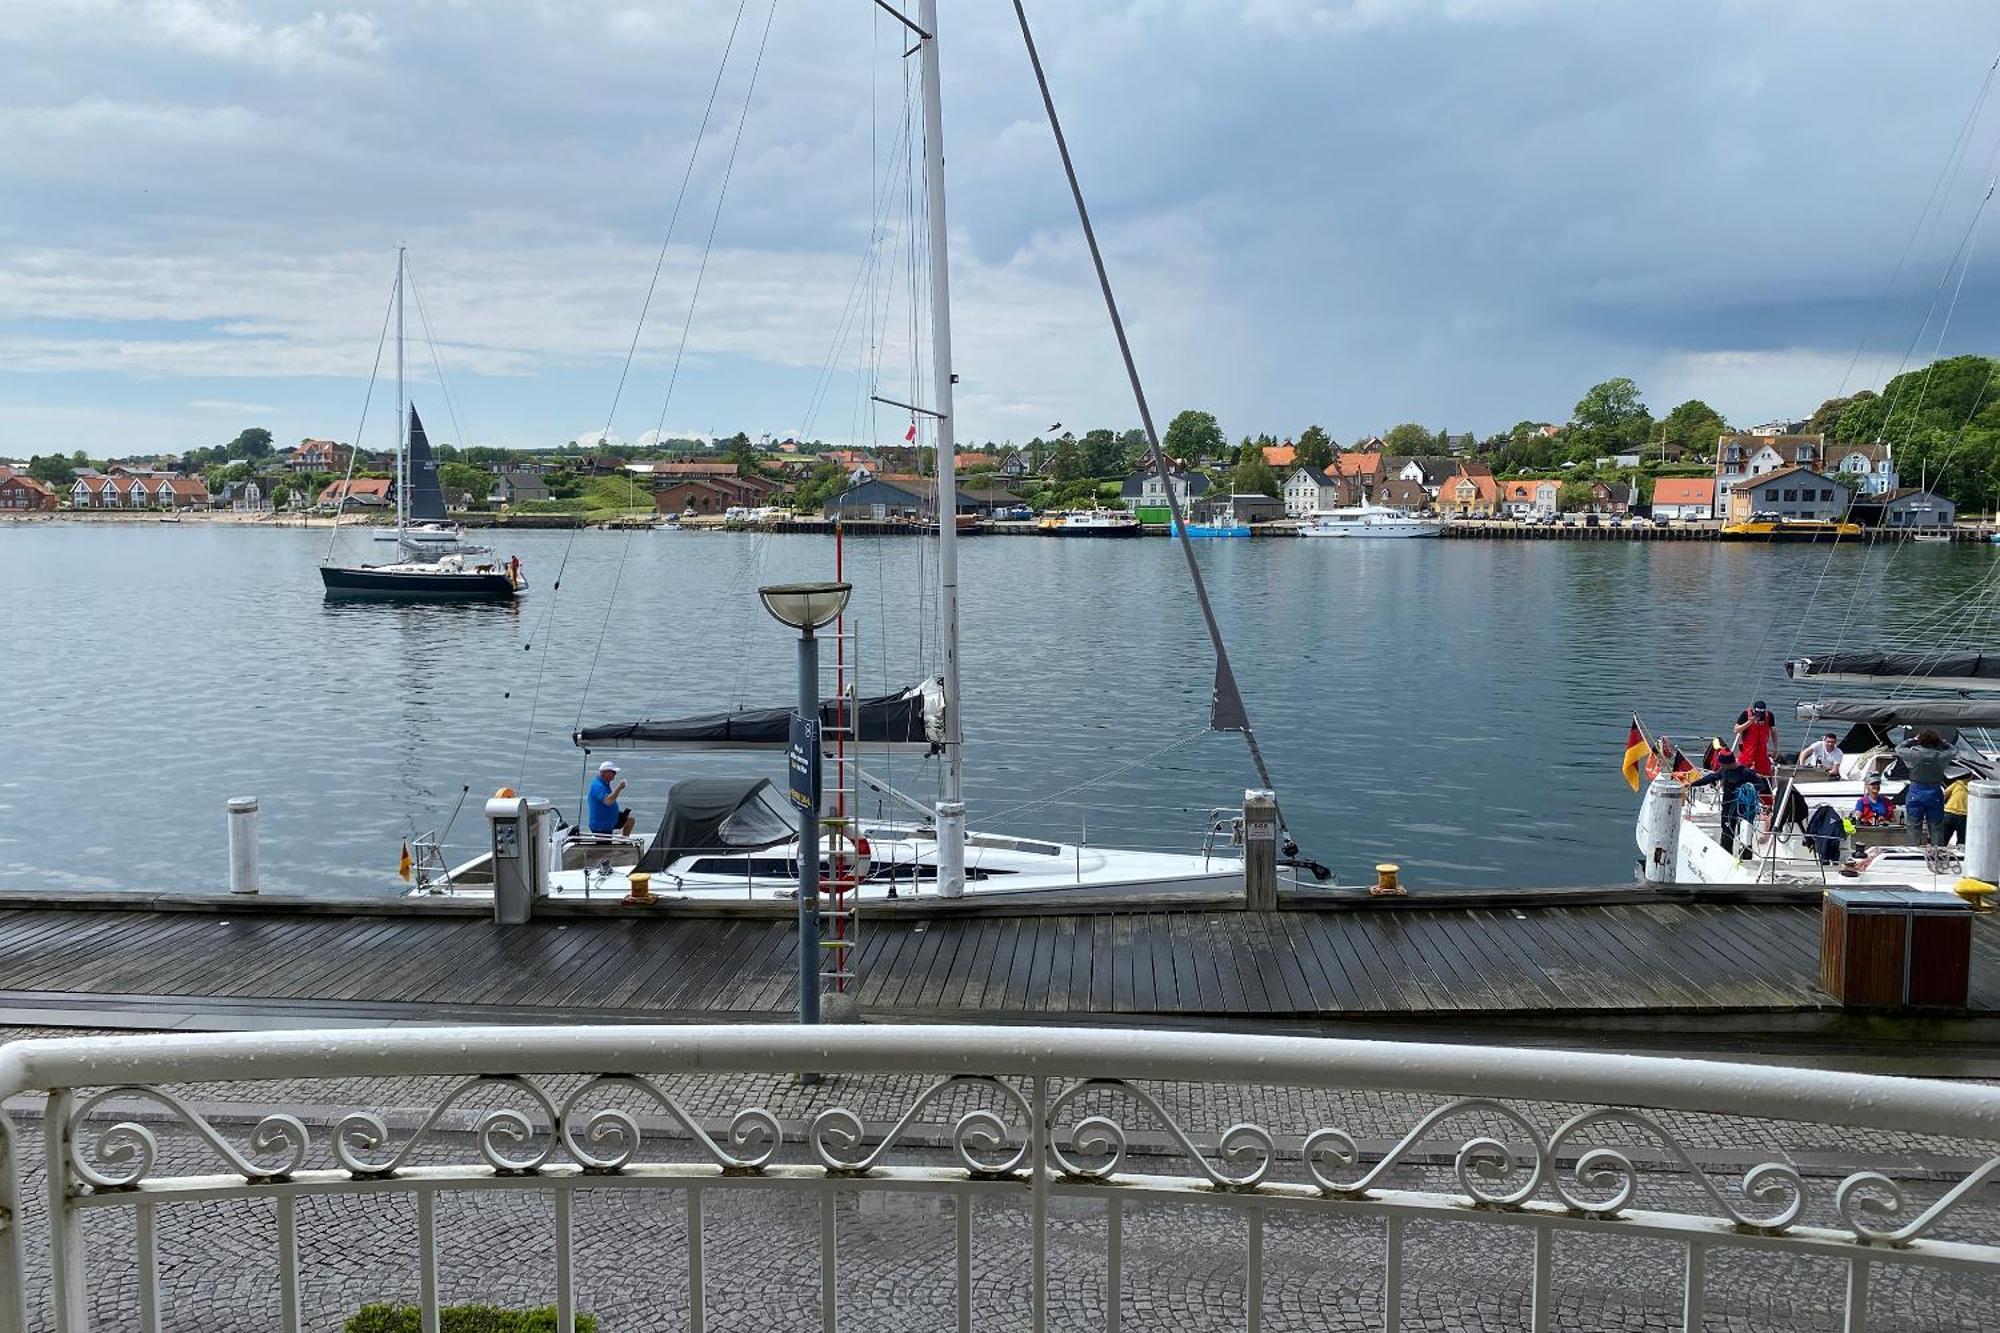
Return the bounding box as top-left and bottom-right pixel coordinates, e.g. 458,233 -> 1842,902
411,2 -> 1295,902
319,247 -> 523,602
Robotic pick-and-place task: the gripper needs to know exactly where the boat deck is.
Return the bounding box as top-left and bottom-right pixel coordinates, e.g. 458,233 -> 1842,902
0,895 -> 1994,1049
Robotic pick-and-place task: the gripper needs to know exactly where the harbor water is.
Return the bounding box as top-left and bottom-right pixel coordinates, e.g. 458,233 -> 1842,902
3,522 -> 1992,896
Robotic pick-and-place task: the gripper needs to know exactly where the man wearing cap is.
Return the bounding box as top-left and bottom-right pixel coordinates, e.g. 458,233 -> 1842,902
587,760 -> 635,836
1733,701 -> 1776,778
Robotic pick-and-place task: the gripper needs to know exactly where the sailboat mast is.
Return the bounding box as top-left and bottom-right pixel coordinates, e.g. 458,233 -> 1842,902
917,0 -> 966,897
395,245 -> 407,535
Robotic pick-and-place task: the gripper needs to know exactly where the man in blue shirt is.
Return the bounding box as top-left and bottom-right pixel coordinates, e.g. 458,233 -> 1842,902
587,760 -> 635,836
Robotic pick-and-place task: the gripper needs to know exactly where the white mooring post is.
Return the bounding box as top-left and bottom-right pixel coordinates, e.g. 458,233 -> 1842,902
226,796 -> 259,895
1638,776 -> 1684,886
1243,789 -> 1278,910
1963,779 -> 2000,885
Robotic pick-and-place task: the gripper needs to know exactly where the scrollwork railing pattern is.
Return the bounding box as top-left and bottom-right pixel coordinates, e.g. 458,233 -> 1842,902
50,1072 -> 2000,1252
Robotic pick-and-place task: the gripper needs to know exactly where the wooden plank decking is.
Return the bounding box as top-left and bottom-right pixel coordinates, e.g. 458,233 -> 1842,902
0,900 -> 1992,1035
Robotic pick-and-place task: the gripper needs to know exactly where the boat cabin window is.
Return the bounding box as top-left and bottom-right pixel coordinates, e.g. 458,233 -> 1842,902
685,857 -> 797,878
716,786 -> 798,847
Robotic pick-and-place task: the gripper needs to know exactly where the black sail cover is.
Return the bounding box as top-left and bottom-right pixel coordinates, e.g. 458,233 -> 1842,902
1788,651 -> 2000,688
405,406 -> 448,522
1798,699 -> 2000,728
577,678 -> 945,753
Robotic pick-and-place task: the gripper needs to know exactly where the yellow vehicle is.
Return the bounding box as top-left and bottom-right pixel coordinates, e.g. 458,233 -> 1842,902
1719,515 -> 1863,542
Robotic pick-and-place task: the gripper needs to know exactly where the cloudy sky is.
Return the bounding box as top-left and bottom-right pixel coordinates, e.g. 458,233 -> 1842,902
5,0 -> 2000,456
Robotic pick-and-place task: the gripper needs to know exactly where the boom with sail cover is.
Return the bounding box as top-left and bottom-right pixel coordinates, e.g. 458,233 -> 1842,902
1797,698 -> 2000,728
1788,652 -> 2000,692
405,406 -> 448,523
576,679 -> 945,753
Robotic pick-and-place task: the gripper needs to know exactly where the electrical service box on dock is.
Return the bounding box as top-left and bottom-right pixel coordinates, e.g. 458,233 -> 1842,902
1819,888 -> 1971,1009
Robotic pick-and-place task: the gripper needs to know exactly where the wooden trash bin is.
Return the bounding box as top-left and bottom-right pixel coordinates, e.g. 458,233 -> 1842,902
1819,888 -> 1972,1008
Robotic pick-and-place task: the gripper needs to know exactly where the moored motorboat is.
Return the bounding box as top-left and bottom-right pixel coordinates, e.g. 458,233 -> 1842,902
1043,508 -> 1140,536
1300,504 -> 1443,538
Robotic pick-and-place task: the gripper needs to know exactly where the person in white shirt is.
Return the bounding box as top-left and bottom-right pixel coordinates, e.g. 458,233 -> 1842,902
1797,732 -> 1844,775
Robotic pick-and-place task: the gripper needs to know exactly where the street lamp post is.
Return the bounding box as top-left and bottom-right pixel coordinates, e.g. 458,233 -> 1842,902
757,581 -> 853,1028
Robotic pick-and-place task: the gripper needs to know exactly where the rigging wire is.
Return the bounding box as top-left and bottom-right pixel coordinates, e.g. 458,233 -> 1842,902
401,260 -> 477,460
321,272 -> 399,562
1008,0 -> 1292,841
512,0 -> 766,787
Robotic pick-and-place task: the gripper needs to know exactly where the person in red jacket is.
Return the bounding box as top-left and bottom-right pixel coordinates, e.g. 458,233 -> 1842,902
1733,701 -> 1776,777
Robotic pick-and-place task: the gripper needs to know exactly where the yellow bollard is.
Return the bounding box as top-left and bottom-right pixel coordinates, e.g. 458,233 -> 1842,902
1372,863 -> 1405,897
623,871 -> 656,906
1954,876 -> 1996,911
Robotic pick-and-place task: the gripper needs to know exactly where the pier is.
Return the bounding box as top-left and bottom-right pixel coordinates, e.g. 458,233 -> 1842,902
1,888 -> 1994,1055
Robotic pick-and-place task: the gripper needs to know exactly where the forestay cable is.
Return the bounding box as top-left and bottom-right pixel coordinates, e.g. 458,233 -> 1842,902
1009,0 -> 1293,841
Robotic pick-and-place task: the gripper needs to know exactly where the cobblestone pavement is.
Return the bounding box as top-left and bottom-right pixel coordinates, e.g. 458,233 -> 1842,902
0,1026 -> 1995,1331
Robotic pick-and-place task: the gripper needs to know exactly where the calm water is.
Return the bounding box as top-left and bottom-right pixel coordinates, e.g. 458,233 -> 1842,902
3,523 -> 1993,895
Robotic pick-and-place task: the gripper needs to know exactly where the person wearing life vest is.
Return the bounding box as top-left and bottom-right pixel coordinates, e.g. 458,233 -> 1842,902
1688,749 -> 1769,856
1852,777 -> 1895,826
1733,701 -> 1777,778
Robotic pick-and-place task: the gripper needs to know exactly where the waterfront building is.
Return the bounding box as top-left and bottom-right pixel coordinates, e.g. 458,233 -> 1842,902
825,474 -> 977,520
1120,464 -> 1211,517
1436,469 -> 1500,516
1376,476 -> 1432,511
1724,464 -> 1851,523
1715,431 -> 1825,515
153,476 -> 210,509
1587,481 -> 1635,515
1384,455 -> 1482,499
1282,465 -> 1350,515
319,478 -> 394,509
0,474 -> 57,511
996,449 -> 1031,479
1500,477 -> 1560,518
1829,441 -> 1899,496
652,478 -> 735,514
1649,476 -> 1717,521
488,470 -> 551,505
1857,487 -> 1956,531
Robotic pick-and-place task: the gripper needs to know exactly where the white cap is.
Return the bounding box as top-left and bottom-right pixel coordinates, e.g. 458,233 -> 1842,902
598,759 -> 620,773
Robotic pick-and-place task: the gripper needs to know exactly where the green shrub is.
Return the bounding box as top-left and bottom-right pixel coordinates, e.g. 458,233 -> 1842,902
345,1303 -> 597,1333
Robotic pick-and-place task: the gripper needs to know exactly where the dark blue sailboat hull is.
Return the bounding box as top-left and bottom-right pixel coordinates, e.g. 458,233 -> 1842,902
319,565 -> 519,601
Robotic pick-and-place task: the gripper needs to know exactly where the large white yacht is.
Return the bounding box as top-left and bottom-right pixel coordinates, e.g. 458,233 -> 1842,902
1300,504 -> 1443,538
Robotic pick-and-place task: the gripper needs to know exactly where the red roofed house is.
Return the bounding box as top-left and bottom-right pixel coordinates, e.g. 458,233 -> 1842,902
1500,478 -> 1560,518
155,476 -> 211,510
320,478 -> 394,509
0,474 -> 57,511
1261,442 -> 1296,469
69,476 -> 118,508
290,440 -> 350,474
1329,451 -> 1381,478
1436,470 -> 1501,517
1650,476 -> 1717,522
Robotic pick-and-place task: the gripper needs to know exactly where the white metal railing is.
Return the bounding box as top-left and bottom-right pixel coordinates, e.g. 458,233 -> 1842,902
0,1025 -> 1996,1331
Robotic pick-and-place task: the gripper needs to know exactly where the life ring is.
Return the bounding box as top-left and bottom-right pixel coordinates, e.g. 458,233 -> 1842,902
495,786 -> 517,798
824,829 -> 872,883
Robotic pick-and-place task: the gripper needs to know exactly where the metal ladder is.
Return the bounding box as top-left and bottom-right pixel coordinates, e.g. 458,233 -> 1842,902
817,626 -> 861,996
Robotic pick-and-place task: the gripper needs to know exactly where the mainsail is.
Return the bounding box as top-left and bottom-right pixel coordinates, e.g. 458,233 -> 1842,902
405,406 -> 448,523
1787,651 -> 2000,692
576,679 -> 946,753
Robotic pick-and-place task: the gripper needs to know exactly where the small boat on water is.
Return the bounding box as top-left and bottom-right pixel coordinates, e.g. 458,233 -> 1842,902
318,249 -> 523,602
1299,504 -> 1443,538
1042,508 -> 1140,537
1177,519 -> 1250,538
1718,516 -> 1862,541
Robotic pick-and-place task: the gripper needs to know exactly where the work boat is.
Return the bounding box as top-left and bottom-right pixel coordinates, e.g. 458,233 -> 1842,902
319,248 -> 523,602
1300,504 -> 1443,538
1043,508 -> 1140,537
1634,651 -> 2000,891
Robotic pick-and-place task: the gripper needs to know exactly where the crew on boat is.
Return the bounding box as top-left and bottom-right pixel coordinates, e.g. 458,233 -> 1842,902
1797,732 -> 1844,776
1853,777 -> 1895,826
1688,749 -> 1769,856
1732,701 -> 1777,777
1894,728 -> 1953,847
587,759 -> 637,836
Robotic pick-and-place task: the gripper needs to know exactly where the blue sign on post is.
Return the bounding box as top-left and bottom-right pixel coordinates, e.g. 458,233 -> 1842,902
787,711 -> 820,813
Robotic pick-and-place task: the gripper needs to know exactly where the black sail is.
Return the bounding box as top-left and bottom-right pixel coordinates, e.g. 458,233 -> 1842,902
406,406 -> 448,522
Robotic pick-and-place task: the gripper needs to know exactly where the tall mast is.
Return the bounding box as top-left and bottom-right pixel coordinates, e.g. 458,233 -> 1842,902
917,0 -> 965,896
395,245 -> 407,536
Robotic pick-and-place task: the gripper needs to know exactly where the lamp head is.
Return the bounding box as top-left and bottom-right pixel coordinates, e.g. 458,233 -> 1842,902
757,581 -> 852,630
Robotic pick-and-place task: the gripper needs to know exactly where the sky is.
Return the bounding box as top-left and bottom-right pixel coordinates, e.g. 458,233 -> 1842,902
6,0 -> 2000,457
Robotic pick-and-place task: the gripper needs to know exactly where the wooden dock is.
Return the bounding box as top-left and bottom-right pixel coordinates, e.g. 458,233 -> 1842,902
0,893 -> 1993,1051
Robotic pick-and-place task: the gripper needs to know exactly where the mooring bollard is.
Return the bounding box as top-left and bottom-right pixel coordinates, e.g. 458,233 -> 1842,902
226,796 -> 259,895
1638,776 -> 1685,886
1242,788 -> 1277,910
1959,780 -> 2000,909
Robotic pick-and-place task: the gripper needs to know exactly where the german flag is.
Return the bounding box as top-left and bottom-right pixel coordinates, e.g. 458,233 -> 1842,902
397,841 -> 412,882
1622,715 -> 1650,791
